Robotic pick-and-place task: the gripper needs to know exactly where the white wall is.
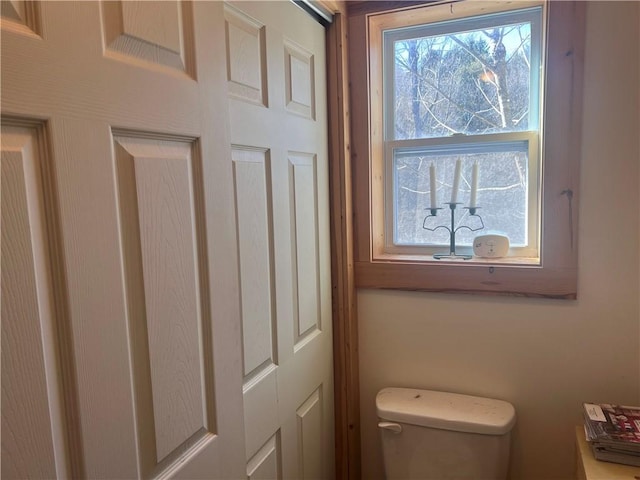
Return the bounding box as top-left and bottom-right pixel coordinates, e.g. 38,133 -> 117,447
357,2 -> 640,479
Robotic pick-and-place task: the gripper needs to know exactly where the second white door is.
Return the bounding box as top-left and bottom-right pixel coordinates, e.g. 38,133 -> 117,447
224,2 -> 334,478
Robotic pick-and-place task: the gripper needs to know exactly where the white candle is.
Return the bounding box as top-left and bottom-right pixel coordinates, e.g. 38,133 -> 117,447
430,163 -> 437,208
450,158 -> 461,203
469,161 -> 478,208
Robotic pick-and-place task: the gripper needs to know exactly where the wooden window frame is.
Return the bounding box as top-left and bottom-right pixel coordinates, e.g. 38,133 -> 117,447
377,4 -> 543,260
349,0 -> 586,298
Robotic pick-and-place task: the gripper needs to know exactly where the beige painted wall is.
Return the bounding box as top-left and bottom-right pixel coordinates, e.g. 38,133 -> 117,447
357,2 -> 640,479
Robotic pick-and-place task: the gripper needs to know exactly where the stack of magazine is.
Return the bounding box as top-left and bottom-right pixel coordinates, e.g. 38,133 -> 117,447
583,403 -> 640,467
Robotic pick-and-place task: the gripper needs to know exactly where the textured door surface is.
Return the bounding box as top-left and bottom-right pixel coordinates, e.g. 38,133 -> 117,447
1,2 -> 246,478
224,2 -> 335,478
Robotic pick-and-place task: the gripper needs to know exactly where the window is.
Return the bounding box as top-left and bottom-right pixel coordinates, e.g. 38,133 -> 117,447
349,1 -> 585,297
384,7 -> 542,258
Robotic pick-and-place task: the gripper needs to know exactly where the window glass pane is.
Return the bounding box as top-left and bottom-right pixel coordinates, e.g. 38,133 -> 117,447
393,18 -> 532,139
394,149 -> 529,246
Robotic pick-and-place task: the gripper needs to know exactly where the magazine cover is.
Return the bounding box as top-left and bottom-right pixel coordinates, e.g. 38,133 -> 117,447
583,403 -> 640,445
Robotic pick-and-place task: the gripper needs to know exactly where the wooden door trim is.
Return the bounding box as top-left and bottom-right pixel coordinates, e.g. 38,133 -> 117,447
323,3 -> 361,479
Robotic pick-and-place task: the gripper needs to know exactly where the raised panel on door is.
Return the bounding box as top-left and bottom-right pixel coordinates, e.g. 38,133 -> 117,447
1,123 -> 68,479
284,39 -> 315,119
224,4 -> 267,106
296,387 -> 323,480
113,133 -> 216,475
289,152 -> 321,347
232,147 -> 277,383
101,0 -> 195,75
247,432 -> 282,480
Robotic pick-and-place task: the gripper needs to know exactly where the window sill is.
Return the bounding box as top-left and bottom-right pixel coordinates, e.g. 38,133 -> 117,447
373,253 -> 541,266
355,260 -> 576,299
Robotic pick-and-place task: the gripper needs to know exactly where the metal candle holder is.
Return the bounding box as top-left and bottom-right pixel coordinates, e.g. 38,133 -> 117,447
423,203 -> 484,260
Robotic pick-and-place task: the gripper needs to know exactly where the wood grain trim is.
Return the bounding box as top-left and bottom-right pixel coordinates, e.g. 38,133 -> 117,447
326,7 -> 361,480
349,1 -> 585,298
540,0 -> 585,271
349,13 -> 371,264
355,261 -> 577,299
346,1 -> 437,17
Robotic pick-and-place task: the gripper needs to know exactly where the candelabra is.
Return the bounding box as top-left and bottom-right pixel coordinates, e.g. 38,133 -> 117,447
423,203 -> 484,260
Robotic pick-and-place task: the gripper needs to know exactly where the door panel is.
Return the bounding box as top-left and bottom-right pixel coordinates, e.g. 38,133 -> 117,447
289,152 -> 321,344
1,125 -> 65,479
101,1 -> 195,75
1,2 -> 245,478
296,387 -> 324,479
225,2 -> 334,479
114,134 -> 216,469
284,40 -> 315,119
247,432 -> 281,480
232,147 -> 277,383
225,6 -> 267,106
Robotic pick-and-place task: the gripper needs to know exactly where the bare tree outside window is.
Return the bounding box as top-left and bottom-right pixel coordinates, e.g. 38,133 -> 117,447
393,23 -> 532,138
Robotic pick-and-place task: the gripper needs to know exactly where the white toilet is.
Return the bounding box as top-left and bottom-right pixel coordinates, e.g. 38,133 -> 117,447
377,387 -> 516,480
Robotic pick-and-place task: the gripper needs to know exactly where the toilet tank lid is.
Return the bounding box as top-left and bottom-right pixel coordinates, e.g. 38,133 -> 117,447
376,388 -> 516,435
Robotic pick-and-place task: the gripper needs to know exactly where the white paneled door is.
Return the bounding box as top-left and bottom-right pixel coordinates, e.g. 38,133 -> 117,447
225,2 -> 334,479
1,1 -> 332,479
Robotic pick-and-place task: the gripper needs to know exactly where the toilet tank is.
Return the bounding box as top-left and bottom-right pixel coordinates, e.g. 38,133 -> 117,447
376,388 -> 516,480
